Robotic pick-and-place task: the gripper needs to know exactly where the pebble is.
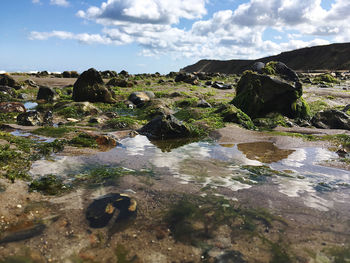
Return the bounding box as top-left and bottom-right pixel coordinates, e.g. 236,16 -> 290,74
16,204 -> 22,208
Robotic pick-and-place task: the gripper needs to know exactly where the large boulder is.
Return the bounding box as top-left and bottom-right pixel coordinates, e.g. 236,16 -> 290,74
175,73 -> 199,85
0,102 -> 26,113
72,68 -> 115,103
138,114 -> 191,140
37,86 -> 59,102
232,66 -> 309,119
17,111 -> 42,126
0,74 -> 16,87
0,86 -> 15,96
311,109 -> 350,130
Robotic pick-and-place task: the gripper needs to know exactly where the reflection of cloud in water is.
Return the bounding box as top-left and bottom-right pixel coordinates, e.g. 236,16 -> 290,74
122,135 -> 154,156
314,148 -> 335,162
281,149 -> 306,167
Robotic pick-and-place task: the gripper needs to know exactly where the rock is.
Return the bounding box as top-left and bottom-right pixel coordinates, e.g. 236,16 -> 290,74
342,104 -> 350,113
175,73 -> 199,84
37,86 -> 59,102
138,114 -> 191,140
197,99 -> 212,108
213,250 -> 246,263
17,111 -> 42,126
72,68 -> 115,103
62,71 -> 79,78
0,86 -> 15,96
24,79 -> 38,87
212,82 -> 232,90
196,72 -> 211,80
0,74 -> 16,87
232,70 -> 309,119
217,104 -> 255,130
43,111 -> 53,126
128,91 -> 155,107
142,99 -> 173,118
119,70 -> 129,77
311,109 -> 350,130
106,78 -> 130,87
0,222 -> 46,244
251,62 -> 265,74
38,71 -> 49,77
86,193 -> 136,228
17,93 -> 30,100
67,118 -> 79,123
101,70 -> 117,79
0,102 -> 26,113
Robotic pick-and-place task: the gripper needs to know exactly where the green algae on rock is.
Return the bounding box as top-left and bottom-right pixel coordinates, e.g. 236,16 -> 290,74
232,70 -> 310,119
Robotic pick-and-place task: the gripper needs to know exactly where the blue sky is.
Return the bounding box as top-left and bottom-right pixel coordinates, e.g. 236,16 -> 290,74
0,0 -> 348,74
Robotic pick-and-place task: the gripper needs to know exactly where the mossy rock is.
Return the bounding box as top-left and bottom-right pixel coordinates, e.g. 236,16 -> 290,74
219,104 -> 255,130
313,74 -> 340,84
232,70 -> 309,119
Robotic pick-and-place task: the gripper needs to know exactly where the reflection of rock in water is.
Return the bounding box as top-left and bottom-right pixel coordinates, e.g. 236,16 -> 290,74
237,142 -> 294,163
150,138 -> 199,152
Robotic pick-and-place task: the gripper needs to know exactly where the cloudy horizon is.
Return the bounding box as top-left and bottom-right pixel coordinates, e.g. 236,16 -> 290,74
1,0 -> 349,73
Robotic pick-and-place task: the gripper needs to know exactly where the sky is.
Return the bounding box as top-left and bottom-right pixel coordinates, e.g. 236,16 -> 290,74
0,0 -> 349,74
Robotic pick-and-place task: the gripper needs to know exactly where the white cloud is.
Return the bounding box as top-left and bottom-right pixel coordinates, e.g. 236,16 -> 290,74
77,0 -> 207,25
29,0 -> 350,61
50,0 -> 69,7
32,0 -> 41,4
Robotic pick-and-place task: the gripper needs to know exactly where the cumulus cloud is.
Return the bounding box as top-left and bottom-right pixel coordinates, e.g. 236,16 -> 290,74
50,0 -> 69,7
32,0 -> 41,4
77,0 -> 207,25
29,0 -> 350,61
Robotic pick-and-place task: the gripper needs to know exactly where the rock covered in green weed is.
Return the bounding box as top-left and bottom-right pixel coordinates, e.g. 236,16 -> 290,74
217,104 -> 255,130
29,174 -> 69,195
232,66 -> 310,119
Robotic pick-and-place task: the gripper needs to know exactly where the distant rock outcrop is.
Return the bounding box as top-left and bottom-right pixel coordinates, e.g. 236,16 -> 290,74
72,68 -> 115,103
182,43 -> 350,74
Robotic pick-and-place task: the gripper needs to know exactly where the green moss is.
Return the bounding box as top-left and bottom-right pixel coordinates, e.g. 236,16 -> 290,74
262,61 -> 278,75
69,133 -> 98,148
326,245 -> 350,263
220,105 -> 255,130
74,166 -> 133,187
105,116 -> 137,129
308,100 -> 329,116
175,97 -> 199,107
35,139 -> 65,156
0,112 -> 18,123
290,97 -> 310,119
32,127 -> 73,138
253,113 -> 289,129
29,174 -> 69,195
164,195 -> 285,245
314,74 -> 340,84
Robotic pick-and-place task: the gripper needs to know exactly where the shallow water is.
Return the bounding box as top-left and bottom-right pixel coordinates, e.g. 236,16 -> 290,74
23,101 -> 38,111
30,135 -> 350,211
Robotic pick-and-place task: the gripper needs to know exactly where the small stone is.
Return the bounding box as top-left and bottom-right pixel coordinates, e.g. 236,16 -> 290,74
16,204 -> 22,208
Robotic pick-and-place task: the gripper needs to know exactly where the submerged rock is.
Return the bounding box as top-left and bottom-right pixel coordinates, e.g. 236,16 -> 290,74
17,111 -> 42,126
86,193 -> 137,228
232,66 -> 309,119
311,109 -> 350,130
0,102 -> 26,113
72,68 -> 115,103
0,222 -> 46,244
37,86 -> 59,102
138,114 -> 191,140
